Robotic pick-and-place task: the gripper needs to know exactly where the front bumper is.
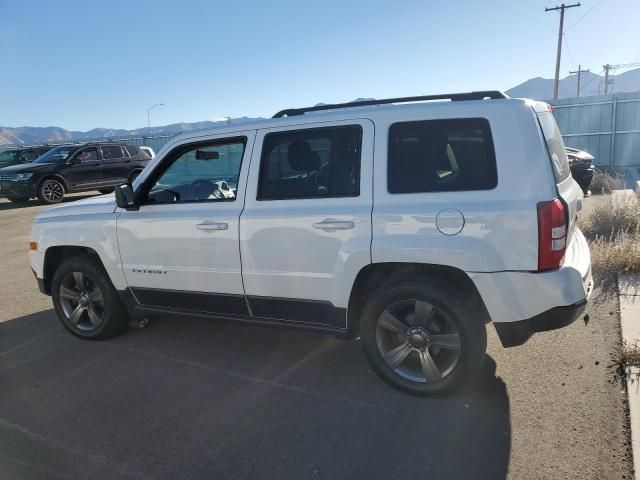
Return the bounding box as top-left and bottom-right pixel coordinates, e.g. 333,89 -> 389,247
494,298 -> 587,347
570,165 -> 595,191
0,181 -> 34,198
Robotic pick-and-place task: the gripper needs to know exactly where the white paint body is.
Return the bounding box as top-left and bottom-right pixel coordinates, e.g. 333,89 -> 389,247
29,97 -> 592,328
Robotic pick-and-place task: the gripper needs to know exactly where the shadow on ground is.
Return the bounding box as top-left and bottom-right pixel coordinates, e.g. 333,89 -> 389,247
1,311 -> 511,480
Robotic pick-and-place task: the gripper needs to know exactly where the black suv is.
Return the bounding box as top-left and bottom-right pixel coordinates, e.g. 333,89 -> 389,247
0,143 -> 151,204
0,146 -> 52,169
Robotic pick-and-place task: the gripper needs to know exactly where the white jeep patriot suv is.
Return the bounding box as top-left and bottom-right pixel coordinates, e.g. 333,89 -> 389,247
29,92 -> 592,395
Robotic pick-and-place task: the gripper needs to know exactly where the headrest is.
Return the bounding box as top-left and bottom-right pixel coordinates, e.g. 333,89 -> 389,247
288,140 -> 320,171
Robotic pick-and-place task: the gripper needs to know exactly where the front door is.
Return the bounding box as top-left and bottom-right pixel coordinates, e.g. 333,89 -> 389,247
62,146 -> 103,189
240,120 -> 374,328
116,132 -> 255,316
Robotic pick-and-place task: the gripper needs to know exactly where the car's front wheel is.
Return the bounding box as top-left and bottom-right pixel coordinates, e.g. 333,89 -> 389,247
360,276 -> 487,396
51,256 -> 129,339
38,178 -> 65,204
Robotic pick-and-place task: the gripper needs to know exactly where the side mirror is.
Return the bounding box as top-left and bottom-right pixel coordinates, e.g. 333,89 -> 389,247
115,183 -> 138,210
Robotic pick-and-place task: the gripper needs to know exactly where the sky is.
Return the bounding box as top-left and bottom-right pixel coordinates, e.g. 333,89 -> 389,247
1,0 -> 639,131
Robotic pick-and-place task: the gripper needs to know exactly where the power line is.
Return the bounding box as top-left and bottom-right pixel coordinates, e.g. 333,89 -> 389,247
546,3 -> 581,100
563,34 -> 575,65
565,0 -> 605,32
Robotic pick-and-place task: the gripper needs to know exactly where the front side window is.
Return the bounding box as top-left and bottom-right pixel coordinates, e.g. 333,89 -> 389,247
388,118 -> 497,193
258,125 -> 362,200
76,147 -> 99,163
146,139 -> 246,204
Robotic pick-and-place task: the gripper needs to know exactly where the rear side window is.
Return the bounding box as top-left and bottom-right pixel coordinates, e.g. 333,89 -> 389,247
536,111 -> 570,182
258,125 -> 362,200
101,145 -> 123,160
388,118 -> 497,193
125,146 -> 139,157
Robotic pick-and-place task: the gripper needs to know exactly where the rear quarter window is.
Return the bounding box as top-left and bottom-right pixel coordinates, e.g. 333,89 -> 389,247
536,111 -> 570,183
388,118 -> 497,193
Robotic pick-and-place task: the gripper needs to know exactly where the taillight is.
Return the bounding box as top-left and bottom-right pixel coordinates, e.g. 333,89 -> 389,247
537,199 -> 567,271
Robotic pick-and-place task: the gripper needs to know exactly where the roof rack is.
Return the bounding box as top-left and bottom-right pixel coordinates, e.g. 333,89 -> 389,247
272,91 -> 509,118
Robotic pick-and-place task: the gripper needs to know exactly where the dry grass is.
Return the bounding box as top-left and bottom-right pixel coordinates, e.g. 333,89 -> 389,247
610,341 -> 640,385
579,196 -> 640,300
589,232 -> 640,281
580,201 -> 640,239
589,170 -> 620,194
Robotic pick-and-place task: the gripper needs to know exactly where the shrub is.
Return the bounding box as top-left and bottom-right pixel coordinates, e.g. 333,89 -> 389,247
589,232 -> 640,281
589,170 -> 620,194
580,203 -> 640,239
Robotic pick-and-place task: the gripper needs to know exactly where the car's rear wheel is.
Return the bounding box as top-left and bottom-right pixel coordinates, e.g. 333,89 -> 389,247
51,256 -> 129,340
38,178 -> 65,204
360,276 -> 486,396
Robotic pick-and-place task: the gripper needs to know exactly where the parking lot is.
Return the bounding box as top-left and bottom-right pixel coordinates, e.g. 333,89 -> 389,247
0,195 -> 633,479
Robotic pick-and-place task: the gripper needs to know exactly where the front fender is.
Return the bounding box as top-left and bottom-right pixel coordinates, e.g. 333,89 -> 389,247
30,212 -> 126,290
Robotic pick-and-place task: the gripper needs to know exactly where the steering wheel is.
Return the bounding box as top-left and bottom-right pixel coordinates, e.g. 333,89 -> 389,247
190,179 -> 222,200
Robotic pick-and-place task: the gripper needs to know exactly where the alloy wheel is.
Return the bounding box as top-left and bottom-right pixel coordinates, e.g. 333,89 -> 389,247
42,180 -> 64,203
376,299 -> 461,383
58,271 -> 105,332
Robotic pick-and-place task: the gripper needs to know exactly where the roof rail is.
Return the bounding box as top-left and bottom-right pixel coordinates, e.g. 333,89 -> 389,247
272,91 -> 509,118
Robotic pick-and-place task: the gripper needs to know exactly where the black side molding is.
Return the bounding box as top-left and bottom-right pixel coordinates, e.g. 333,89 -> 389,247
494,299 -> 587,348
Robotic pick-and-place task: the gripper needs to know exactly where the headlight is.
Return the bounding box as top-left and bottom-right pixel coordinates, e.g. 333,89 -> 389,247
15,173 -> 33,181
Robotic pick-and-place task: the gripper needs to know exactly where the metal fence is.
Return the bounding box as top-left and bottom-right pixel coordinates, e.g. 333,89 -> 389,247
551,91 -> 640,167
0,133 -> 179,155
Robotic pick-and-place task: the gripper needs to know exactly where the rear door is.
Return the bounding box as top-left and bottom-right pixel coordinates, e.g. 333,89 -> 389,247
100,145 -> 129,185
535,107 -> 583,242
239,120 -> 373,329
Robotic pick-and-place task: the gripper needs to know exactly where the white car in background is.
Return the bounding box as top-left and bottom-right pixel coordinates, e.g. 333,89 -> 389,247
139,146 -> 155,158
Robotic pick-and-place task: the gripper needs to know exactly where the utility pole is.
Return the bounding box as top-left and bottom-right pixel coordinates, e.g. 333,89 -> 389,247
546,3 -> 581,100
569,65 -> 589,97
603,64 -> 612,95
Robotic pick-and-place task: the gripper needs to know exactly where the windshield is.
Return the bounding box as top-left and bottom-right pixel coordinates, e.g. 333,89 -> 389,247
536,111 -> 571,183
33,145 -> 79,164
0,150 -> 19,166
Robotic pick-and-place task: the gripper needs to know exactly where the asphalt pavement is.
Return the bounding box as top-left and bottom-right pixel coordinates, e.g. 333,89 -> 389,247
0,194 -> 633,479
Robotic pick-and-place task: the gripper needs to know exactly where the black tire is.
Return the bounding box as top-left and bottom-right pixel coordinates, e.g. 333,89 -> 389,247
7,196 -> 30,203
128,170 -> 142,183
360,275 -> 487,396
98,188 -> 115,194
51,255 -> 129,340
38,178 -> 65,204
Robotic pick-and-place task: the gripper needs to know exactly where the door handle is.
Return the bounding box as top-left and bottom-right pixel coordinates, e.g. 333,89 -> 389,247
196,221 -> 228,231
313,219 -> 355,231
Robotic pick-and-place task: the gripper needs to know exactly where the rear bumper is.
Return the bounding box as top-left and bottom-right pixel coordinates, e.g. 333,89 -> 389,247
494,298 -> 587,347
470,227 -> 592,346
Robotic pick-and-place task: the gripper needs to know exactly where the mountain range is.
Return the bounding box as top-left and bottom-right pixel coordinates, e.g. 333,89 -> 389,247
2,69 -> 639,146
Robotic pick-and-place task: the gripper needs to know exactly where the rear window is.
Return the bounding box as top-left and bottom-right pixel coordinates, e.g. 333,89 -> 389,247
388,118 -> 497,193
536,111 -> 570,182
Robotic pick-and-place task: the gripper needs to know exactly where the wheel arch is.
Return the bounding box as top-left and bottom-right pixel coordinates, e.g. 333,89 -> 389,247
37,174 -> 68,193
346,262 -> 491,335
43,246 -> 107,295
